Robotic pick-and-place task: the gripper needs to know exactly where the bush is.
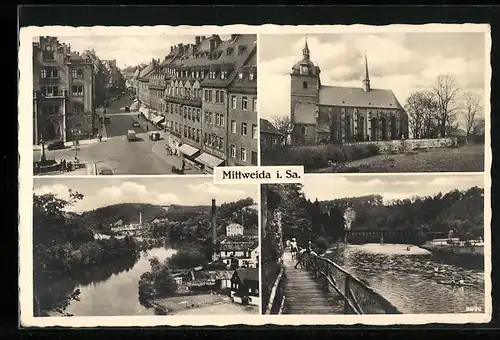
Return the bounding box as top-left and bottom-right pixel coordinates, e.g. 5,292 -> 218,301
168,249 -> 207,269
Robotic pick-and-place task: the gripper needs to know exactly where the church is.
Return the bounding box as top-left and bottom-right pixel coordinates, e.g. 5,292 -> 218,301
290,37 -> 409,145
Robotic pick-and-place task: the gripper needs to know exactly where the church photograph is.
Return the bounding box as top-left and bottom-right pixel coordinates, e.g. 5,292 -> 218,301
259,29 -> 488,173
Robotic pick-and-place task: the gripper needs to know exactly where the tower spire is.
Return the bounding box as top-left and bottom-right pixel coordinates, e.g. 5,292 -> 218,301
363,49 -> 371,92
302,34 -> 310,60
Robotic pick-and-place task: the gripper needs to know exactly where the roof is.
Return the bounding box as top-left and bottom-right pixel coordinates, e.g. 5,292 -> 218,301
292,102 -> 317,124
220,241 -> 254,252
138,61 -> 156,80
318,86 -> 403,110
228,47 -> 257,93
260,118 -> 282,135
233,268 -> 259,282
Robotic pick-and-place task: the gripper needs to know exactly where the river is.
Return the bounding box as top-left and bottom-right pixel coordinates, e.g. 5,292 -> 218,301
325,243 -> 485,314
63,247 -> 177,316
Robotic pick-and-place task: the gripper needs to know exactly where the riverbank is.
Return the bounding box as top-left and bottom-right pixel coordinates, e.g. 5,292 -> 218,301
150,294 -> 228,315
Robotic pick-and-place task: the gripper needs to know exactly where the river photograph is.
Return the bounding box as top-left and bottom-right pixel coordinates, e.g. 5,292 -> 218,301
260,174 -> 487,315
32,177 -> 259,317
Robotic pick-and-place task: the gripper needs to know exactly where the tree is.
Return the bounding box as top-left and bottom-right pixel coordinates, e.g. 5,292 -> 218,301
462,92 -> 482,139
432,75 -> 461,137
405,91 -> 426,139
271,115 -> 294,146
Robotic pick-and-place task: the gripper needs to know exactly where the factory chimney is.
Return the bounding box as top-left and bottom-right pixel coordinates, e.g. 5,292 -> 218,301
211,199 -> 219,261
139,209 -> 142,225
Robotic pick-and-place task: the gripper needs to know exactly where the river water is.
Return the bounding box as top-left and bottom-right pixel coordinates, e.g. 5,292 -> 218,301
325,243 -> 485,314
64,247 -> 177,316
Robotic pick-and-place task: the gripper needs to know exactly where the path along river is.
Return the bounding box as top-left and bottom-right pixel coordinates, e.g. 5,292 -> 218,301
63,247 -> 177,316
325,243 -> 485,314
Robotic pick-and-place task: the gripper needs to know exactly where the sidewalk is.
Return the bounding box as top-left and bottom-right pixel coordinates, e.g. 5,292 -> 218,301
33,137 -> 102,151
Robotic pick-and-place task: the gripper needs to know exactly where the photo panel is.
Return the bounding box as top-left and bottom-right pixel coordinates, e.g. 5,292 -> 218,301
28,176 -> 260,320
258,29 -> 490,174
260,174 -> 489,316
31,32 -> 258,177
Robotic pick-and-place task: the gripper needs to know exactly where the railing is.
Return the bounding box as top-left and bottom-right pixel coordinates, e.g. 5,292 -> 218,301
302,251 -> 402,314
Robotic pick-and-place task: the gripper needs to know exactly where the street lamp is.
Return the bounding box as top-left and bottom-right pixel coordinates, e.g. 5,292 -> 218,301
39,136 -> 47,163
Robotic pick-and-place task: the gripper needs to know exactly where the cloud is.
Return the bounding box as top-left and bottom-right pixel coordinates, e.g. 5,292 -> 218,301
34,184 -> 73,200
186,183 -> 249,202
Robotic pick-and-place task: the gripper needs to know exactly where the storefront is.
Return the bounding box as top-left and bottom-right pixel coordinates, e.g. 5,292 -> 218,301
194,152 -> 226,174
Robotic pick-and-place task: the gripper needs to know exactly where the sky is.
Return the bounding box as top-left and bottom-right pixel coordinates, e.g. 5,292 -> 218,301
33,177 -> 258,213
300,174 -> 484,204
35,34 -> 231,69
259,33 -> 487,125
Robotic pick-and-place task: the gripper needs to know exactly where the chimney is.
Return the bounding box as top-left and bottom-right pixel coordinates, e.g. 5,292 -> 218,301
139,210 -> 142,225
201,36 -> 206,40
195,36 -> 201,45
211,199 -> 217,245
209,40 -> 215,53
212,34 -> 217,39
170,46 -> 173,52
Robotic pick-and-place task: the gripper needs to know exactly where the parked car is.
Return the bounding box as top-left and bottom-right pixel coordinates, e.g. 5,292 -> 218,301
47,140 -> 65,150
99,168 -> 114,175
149,132 -> 161,141
124,106 -> 130,112
132,121 -> 140,127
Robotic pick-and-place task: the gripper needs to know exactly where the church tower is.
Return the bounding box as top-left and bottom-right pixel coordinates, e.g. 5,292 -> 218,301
362,51 -> 371,92
290,36 -> 321,144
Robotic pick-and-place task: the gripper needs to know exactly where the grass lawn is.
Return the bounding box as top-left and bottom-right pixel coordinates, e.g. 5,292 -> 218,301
313,144 -> 485,173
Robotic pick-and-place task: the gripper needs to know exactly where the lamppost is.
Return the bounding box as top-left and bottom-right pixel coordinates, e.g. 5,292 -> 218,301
39,136 -> 47,163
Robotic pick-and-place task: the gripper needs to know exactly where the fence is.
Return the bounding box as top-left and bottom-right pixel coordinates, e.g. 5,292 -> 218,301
303,252 -> 401,314
263,265 -> 286,315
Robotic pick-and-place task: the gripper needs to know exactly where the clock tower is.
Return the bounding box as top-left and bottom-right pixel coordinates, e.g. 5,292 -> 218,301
290,36 -> 321,144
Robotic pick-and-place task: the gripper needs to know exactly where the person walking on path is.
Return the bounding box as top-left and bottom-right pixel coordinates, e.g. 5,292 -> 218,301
294,240 -> 313,269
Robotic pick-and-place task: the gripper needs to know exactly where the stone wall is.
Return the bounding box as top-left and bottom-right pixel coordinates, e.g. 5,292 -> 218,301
345,137 -> 458,154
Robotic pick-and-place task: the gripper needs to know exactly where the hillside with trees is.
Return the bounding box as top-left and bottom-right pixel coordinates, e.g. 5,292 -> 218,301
264,184 -> 484,253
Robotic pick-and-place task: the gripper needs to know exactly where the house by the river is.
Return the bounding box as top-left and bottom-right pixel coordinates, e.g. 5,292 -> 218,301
230,267 -> 259,306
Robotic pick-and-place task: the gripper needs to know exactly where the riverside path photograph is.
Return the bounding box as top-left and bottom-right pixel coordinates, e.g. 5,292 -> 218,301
258,26 -> 490,173
260,174 -> 488,315
29,177 -> 260,318
30,30 -> 257,176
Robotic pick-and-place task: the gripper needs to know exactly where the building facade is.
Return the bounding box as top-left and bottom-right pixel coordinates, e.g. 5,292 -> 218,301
230,268 -> 259,306
154,34 -> 258,173
226,223 -> 244,236
290,38 -> 409,145
33,36 -> 95,144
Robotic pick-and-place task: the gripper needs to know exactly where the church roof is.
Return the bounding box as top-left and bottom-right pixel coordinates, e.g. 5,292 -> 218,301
293,102 -> 317,124
318,86 -> 403,110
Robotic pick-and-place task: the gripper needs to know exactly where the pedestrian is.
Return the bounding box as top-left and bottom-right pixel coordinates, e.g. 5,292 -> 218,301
290,238 -> 298,260
294,241 -> 312,269
146,125 -> 149,132
182,159 -> 186,172
60,159 -> 64,173
62,159 -> 67,172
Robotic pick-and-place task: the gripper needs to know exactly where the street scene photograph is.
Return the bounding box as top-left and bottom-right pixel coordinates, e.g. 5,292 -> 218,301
259,29 -> 488,173
261,174 -> 486,315
32,32 -> 257,176
32,177 -> 260,316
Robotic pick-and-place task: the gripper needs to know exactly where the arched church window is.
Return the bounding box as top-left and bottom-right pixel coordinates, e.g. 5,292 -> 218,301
302,81 -> 308,89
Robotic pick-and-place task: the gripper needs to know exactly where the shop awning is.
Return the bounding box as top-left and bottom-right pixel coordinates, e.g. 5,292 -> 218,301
178,144 -> 200,157
152,116 -> 165,125
195,152 -> 225,168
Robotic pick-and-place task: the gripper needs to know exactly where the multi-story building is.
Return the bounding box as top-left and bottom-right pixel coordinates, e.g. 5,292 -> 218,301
33,36 -> 95,144
136,59 -> 156,111
161,34 -> 257,173
290,38 -> 409,145
227,46 -> 258,166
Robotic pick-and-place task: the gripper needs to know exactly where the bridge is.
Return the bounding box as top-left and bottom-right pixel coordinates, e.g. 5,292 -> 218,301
343,228 -> 426,245
264,247 -> 401,315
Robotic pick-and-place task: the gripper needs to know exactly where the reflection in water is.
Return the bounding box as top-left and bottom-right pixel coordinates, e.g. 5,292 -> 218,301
325,244 -> 485,314
50,247 -> 176,316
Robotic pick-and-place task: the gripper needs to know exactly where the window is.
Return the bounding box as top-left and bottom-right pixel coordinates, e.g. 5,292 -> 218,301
251,151 -> 258,165
208,90 -> 213,102
221,71 -> 227,79
43,86 -> 59,97
240,148 -> 247,162
204,89 -> 209,101
220,91 -> 224,104
40,69 -> 47,78
216,113 -> 221,126
252,124 -> 257,139
242,96 -> 248,110
249,73 -> 255,81
72,69 -> 83,78
241,122 -> 247,136
238,72 -> 243,80
220,114 -> 225,127
196,109 -> 200,121
230,144 -> 236,157
252,97 -> 257,112
231,120 -> 236,133
216,91 -> 220,103
303,81 -> 308,89
231,95 -> 237,109
209,112 -> 213,124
